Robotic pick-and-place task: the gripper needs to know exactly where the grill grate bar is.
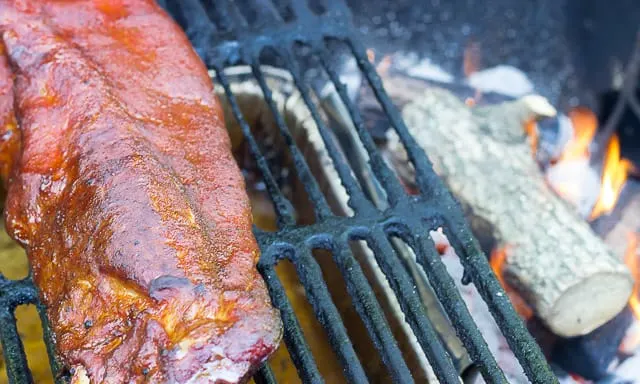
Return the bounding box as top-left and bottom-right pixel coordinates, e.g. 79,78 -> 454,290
213,66 -> 296,228
0,1 -> 560,382
330,236 -> 414,383
250,61 -> 334,221
390,221 -> 507,383
366,228 -> 462,383
197,0 -> 234,33
258,263 -> 324,383
439,222 -> 557,383
241,0 -> 283,27
280,48 -> 375,214
317,49 -> 406,207
0,307 -> 32,384
166,0 -> 216,53
288,0 -> 315,20
346,40 -> 444,197
254,363 -> 278,384
346,34 -> 557,383
0,276 -> 39,308
211,0 -> 249,29
295,247 -> 369,383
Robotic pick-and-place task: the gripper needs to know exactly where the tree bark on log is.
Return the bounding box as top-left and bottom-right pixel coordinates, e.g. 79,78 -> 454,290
386,87 -> 633,337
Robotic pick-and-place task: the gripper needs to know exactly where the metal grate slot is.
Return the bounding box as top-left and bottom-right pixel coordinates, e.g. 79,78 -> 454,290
364,231 -> 460,381
280,47 -> 374,214
310,242 -> 411,382
0,0 -> 560,383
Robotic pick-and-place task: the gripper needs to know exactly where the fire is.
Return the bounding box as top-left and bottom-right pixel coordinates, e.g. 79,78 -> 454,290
569,373 -> 589,384
490,246 -> 533,320
463,41 -> 481,77
625,233 -> 640,318
366,48 -> 392,77
557,106 -> 598,163
366,48 -> 375,63
524,120 -> 538,155
620,233 -> 640,353
590,135 -> 634,219
490,246 -> 509,287
547,105 -> 633,220
376,55 -> 392,77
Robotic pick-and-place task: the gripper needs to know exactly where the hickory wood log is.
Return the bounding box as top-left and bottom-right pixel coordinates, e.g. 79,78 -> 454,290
386,87 -> 633,337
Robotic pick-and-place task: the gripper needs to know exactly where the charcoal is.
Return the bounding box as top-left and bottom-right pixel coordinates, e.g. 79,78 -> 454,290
551,308 -> 633,381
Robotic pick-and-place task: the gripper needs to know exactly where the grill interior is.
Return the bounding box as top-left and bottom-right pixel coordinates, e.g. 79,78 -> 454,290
0,0 -> 557,383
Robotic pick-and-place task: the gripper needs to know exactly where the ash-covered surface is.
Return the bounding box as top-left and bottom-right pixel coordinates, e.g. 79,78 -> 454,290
346,0 -> 640,112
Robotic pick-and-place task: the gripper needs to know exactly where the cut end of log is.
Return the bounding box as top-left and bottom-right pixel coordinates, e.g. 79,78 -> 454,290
519,94 -> 557,118
546,272 -> 633,337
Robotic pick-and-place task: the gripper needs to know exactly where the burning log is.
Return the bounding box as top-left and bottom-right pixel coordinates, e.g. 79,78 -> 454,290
385,86 -> 634,337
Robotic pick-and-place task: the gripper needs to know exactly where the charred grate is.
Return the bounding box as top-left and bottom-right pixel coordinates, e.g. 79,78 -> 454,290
0,0 -> 557,383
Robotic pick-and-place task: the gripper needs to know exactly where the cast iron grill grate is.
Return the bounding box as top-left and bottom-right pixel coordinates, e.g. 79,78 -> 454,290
0,0 -> 557,383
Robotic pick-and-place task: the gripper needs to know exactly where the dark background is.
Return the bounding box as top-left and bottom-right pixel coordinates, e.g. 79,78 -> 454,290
347,0 -> 639,112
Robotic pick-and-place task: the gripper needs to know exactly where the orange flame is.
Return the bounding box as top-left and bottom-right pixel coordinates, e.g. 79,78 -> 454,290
490,246 -> 509,287
556,106 -> 598,163
524,120 -> 538,156
549,106 -> 633,220
620,233 -> 640,353
366,49 -> 392,77
569,373 -> 588,384
490,246 -> 533,320
620,322 -> 640,354
625,233 -> 640,318
590,135 -> 634,220
463,41 -> 481,77
366,48 -> 375,63
376,55 -> 392,77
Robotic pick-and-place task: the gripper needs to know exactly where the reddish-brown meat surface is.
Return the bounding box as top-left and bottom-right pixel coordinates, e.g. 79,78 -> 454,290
0,1 -> 282,382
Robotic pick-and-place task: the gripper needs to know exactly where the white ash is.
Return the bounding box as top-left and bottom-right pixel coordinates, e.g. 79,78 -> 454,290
467,65 -> 535,98
337,55 -> 363,101
391,52 -> 455,83
430,230 -> 529,383
545,158 -> 601,217
605,349 -> 640,383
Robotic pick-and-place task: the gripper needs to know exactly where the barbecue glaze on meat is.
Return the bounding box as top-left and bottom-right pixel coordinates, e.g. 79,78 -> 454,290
0,1 -> 282,382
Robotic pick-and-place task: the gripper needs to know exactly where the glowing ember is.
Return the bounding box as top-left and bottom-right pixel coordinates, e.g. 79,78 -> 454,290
376,55 -> 392,77
590,135 -> 634,220
366,48 -> 392,76
569,372 -> 588,384
490,246 -> 533,320
556,106 -> 597,163
621,233 -> 640,353
545,105 -> 633,220
625,233 -> 640,318
621,322 -> 640,355
463,41 -> 481,78
366,48 -> 375,63
524,120 -> 538,155
490,246 -> 509,287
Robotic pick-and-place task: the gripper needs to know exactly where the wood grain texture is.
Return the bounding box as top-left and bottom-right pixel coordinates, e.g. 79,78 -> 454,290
386,87 -> 632,337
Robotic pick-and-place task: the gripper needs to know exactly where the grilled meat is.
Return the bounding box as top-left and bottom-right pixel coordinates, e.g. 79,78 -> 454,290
0,1 -> 282,382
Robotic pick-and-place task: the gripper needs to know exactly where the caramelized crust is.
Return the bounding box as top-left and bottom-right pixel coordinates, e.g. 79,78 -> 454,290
0,1 -> 282,382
